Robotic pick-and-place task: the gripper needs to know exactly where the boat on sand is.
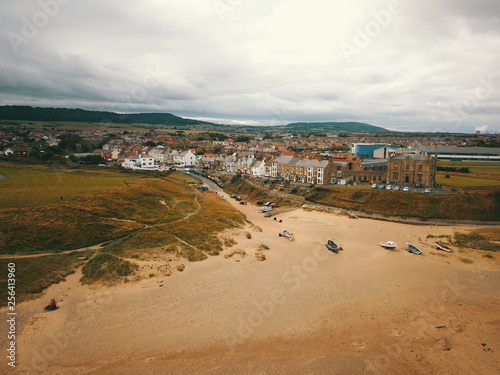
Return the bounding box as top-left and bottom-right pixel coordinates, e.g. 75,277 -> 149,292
326,240 -> 339,253
380,241 -> 397,249
435,241 -> 453,252
406,243 -> 422,255
279,229 -> 293,240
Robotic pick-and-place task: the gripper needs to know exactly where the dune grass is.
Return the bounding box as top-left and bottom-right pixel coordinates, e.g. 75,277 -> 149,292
0,251 -> 93,307
81,253 -> 139,284
304,187 -> 500,221
453,227 -> 500,252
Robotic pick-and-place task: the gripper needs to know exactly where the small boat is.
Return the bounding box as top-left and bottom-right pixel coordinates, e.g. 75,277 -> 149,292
380,241 -> 397,249
260,206 -> 272,212
326,240 -> 339,253
435,241 -> 453,252
279,229 -> 293,240
406,243 -> 422,255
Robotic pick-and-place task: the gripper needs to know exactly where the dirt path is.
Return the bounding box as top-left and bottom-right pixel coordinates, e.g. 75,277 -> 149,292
0,243 -> 104,259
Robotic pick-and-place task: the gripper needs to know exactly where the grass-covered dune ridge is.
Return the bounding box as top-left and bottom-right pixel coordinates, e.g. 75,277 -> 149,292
0,177 -> 246,255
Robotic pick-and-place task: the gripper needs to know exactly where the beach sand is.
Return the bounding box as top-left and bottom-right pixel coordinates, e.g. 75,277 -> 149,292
1,198 -> 499,374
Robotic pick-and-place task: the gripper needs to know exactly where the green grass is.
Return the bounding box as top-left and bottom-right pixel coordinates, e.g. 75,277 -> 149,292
0,251 -> 92,307
467,167 -> 500,174
438,161 -> 500,167
436,174 -> 500,188
0,164 -> 138,208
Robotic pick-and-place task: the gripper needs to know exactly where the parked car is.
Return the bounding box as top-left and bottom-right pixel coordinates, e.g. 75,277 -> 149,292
393,186 -> 400,191
415,183 -> 422,188
239,200 -> 247,205
386,185 -> 392,190
371,183 -> 378,189
378,184 -> 385,189
256,200 -> 264,205
424,188 -> 432,193
402,186 -> 410,191
269,203 -> 280,208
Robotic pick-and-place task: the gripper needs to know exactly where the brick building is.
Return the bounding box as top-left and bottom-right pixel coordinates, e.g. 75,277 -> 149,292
387,154 -> 437,187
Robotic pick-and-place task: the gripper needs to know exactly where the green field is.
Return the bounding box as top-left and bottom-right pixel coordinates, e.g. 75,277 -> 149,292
0,164 -> 139,208
436,174 -> 500,188
438,161 -> 500,167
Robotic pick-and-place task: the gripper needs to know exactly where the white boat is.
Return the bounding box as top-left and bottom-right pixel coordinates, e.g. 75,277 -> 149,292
279,229 -> 293,241
435,241 -> 453,252
380,241 -> 397,249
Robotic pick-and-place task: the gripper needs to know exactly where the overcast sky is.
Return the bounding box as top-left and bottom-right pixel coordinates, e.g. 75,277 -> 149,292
1,0 -> 499,133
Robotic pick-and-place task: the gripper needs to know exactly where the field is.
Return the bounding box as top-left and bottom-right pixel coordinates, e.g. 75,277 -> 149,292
436,174 -> 500,188
0,166 -> 247,305
0,162 -> 141,208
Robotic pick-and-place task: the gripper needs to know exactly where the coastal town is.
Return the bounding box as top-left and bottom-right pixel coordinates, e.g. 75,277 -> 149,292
1,123 -> 499,190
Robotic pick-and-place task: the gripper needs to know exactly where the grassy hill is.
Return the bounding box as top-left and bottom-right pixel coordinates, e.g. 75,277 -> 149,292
278,121 -> 391,133
0,169 -> 247,305
0,105 -> 215,126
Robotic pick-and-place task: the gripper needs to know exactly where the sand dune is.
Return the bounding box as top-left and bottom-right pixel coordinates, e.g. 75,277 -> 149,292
1,199 -> 499,374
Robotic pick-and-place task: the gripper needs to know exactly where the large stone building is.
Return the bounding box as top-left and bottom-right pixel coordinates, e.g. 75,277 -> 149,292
387,153 -> 437,187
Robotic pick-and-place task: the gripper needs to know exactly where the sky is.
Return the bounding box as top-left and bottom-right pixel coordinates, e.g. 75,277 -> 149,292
0,0 -> 499,133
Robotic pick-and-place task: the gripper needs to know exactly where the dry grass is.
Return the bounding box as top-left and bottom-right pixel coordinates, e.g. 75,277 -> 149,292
224,249 -> 247,259
255,252 -> 266,261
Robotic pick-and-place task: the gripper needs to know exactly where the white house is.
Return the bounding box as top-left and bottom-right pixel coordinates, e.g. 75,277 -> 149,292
251,159 -> 266,177
122,154 -> 158,170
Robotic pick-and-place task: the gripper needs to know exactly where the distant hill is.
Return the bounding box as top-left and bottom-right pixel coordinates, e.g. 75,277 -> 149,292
0,106 -> 215,126
279,121 -> 392,133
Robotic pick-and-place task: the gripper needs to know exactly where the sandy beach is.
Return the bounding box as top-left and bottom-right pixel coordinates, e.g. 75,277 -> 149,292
1,197 -> 499,375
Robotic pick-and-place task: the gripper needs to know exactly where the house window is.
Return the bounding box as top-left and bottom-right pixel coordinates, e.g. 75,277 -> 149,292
393,172 -> 399,180
418,164 -> 423,171
394,163 -> 399,169
417,174 -> 422,181
406,164 -> 410,170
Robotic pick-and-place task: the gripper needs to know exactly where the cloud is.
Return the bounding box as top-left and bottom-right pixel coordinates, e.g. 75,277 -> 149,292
0,0 -> 499,132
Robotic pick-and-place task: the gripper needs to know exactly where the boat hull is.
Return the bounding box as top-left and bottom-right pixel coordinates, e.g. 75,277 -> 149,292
326,240 -> 339,253
380,241 -> 397,249
435,242 -> 453,252
406,243 -> 422,255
